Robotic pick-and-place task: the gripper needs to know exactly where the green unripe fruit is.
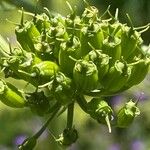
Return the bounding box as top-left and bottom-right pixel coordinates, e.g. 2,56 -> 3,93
65,15 -> 82,36
85,49 -> 110,81
123,59 -> 150,89
117,100 -> 140,128
102,36 -> 121,65
26,91 -> 50,116
15,21 -> 41,52
18,53 -> 42,73
59,36 -> 81,76
81,4 -> 99,23
121,26 -> 143,60
47,22 -> 69,59
108,23 -> 123,38
1,48 -> 42,71
101,60 -> 131,94
47,72 -> 74,106
34,13 -> 51,33
87,98 -> 113,133
79,23 -> 104,57
73,59 -> 98,93
32,61 -> 59,84
57,128 -> 78,146
0,80 -> 25,108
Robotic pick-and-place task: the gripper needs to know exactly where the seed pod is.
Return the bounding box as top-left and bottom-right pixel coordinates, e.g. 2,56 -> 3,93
2,47 -> 42,71
73,59 -> 98,93
121,25 -> 143,60
34,13 -> 51,33
65,2 -> 82,36
47,72 -> 74,106
32,61 -> 59,84
2,57 -> 19,73
66,15 -> 82,36
79,23 -> 104,57
117,100 -> 140,128
81,2 -> 99,24
48,23 -> 68,40
29,53 -> 42,67
57,128 -> 78,147
59,36 -> 81,76
99,21 -> 110,38
101,60 -> 131,93
1,49 -> 43,86
15,21 -> 41,52
0,80 -> 25,108
85,48 -> 110,81
108,22 -> 123,38
125,46 -> 144,63
26,91 -> 50,116
87,98 -> 113,133
50,13 -> 67,27
18,137 -> 37,150
123,58 -> 150,89
18,52 -> 42,72
102,36 -> 121,65
47,23 -> 69,59
2,61 -> 40,87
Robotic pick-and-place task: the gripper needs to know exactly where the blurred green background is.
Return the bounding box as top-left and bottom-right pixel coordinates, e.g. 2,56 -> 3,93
0,0 -> 150,150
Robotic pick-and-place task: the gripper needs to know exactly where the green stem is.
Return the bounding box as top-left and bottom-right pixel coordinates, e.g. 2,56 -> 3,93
67,102 -> 74,129
33,104 -> 60,139
46,102 -> 60,114
76,95 -> 88,113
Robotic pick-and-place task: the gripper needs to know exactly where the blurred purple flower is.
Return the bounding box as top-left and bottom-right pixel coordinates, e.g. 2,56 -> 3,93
108,144 -> 120,150
13,134 -> 27,145
111,95 -> 123,107
131,140 -> 145,150
134,92 -> 148,102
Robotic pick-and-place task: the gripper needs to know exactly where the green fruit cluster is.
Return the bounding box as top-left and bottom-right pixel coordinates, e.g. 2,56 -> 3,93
0,0 -> 149,149
1,1 -> 149,99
